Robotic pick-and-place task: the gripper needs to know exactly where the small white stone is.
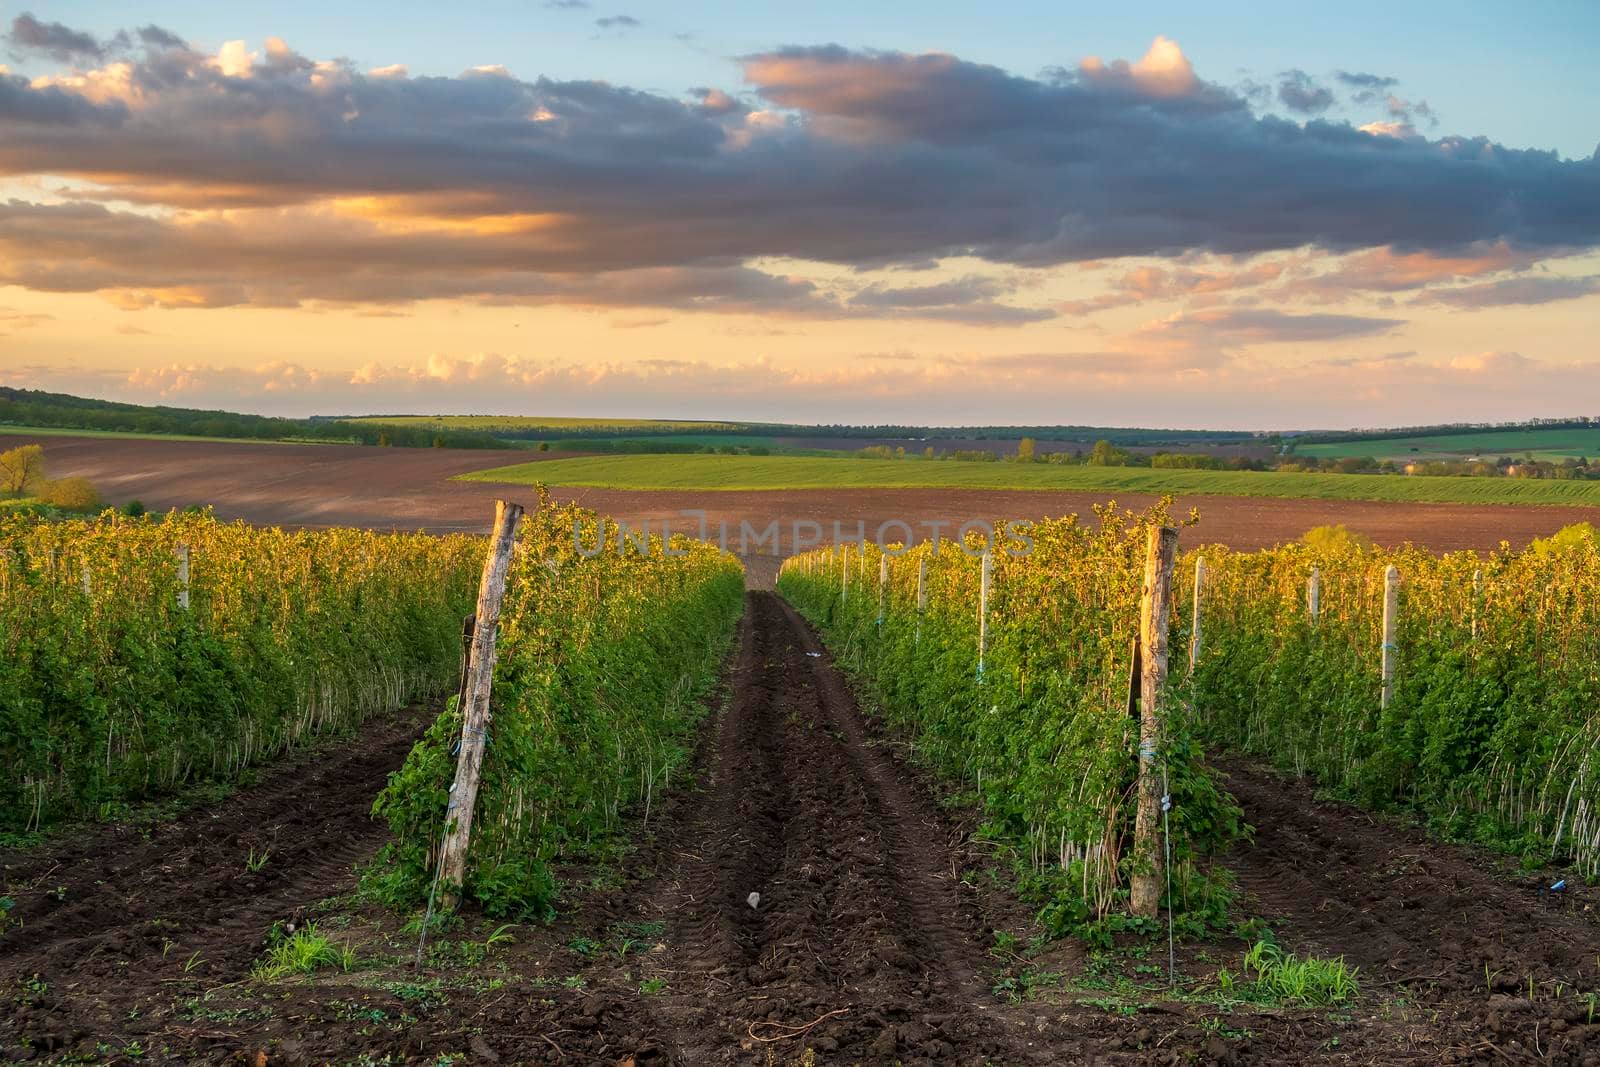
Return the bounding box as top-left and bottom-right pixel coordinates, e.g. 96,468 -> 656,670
746,891 -> 761,910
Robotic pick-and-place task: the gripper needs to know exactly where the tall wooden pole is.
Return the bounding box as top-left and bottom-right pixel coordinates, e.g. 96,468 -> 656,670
1131,526 -> 1178,918
878,552 -> 888,624
1380,565 -> 1400,710
438,499 -> 525,908
977,552 -> 992,680
1307,566 -> 1321,623
1471,568 -> 1483,641
841,545 -> 849,603
175,544 -> 191,611
1187,557 -> 1204,673
915,556 -> 927,645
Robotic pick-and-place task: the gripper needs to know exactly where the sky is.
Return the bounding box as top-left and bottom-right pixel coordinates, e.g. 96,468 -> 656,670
0,1 -> 1597,430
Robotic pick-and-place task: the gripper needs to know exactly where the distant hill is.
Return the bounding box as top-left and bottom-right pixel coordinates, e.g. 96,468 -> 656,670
0,388 -> 504,449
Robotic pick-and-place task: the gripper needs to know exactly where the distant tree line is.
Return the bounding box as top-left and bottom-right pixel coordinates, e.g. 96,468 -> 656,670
1285,416 -> 1599,449
859,438 -> 1270,470
0,389 -> 505,449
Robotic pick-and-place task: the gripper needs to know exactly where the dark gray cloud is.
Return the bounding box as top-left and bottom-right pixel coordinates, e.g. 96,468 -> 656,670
1277,70 -> 1334,114
6,13 -> 109,62
595,14 -> 639,29
1415,275 -> 1600,308
1335,71 -> 1399,90
135,24 -> 187,50
0,35 -> 1595,312
1336,70 -> 1401,106
0,198 -> 1049,324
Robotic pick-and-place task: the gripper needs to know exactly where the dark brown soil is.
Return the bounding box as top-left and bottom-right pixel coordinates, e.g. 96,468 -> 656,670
0,707 -> 434,1059
9,433 -> 1599,591
1221,761 -> 1600,1064
5,595 -> 1600,1064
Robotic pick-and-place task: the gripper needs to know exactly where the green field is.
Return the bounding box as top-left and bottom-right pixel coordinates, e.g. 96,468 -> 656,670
458,453 -> 1600,505
344,415 -> 747,434
1297,427 -> 1600,463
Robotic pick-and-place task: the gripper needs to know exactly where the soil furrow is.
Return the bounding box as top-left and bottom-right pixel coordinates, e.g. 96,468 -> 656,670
0,707 -> 429,986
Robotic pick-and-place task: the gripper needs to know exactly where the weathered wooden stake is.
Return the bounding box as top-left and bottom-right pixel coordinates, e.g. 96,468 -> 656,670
840,544 -> 849,602
977,552 -> 992,680
877,553 -> 888,623
1187,557 -> 1205,673
1131,525 -> 1178,918
81,563 -> 92,597
175,545 -> 191,610
1471,568 -> 1483,640
438,499 -> 525,908
1380,564 -> 1400,710
915,556 -> 927,644
1307,566 -> 1321,623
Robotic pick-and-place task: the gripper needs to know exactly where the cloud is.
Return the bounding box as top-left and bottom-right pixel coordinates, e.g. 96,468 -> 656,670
1271,242 -> 1544,302
135,25 -> 188,50
1447,350 -> 1535,374
1078,36 -> 1201,99
1059,258 -> 1291,314
1125,306 -> 1404,359
0,308 -> 52,329
1384,94 -> 1436,127
545,0 -> 590,7
594,15 -> 639,29
1334,71 -> 1398,90
0,31 -> 1594,317
1414,274 -> 1600,308
5,13 -> 108,63
1277,70 -> 1333,114
1334,69 -> 1399,106
0,198 -> 1058,324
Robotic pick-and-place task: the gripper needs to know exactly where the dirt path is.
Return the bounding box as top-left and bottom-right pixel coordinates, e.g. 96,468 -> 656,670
599,591 -> 1036,1064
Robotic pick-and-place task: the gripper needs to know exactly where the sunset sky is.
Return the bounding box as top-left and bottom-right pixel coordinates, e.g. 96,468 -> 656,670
1,1 -> 1597,428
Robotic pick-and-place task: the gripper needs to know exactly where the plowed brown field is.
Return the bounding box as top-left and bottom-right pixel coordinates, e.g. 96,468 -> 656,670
8,433 -> 1597,587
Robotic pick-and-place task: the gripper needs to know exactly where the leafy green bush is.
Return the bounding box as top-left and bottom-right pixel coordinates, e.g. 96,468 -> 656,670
368,498 -> 744,919
0,510 -> 481,829
1192,531 -> 1600,873
34,477 -> 101,512
777,500 -> 1244,930
1300,523 -> 1372,552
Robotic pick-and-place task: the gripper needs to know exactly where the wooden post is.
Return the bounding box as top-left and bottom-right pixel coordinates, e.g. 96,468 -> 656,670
1471,568 -> 1483,640
438,499 -> 525,908
841,544 -> 849,603
1131,526 -> 1178,918
1380,564 -> 1400,710
1187,557 -> 1204,673
175,545 -> 190,611
977,552 -> 992,680
915,556 -> 927,644
877,552 -> 887,623
1307,566 -> 1321,623
81,563 -> 92,597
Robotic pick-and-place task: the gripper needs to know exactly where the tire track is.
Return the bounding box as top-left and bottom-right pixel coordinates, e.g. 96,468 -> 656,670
620,591 -> 1036,1065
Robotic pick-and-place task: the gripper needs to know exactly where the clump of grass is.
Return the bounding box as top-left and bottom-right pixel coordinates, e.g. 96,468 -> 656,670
251,923 -> 356,980
1239,939 -> 1359,1006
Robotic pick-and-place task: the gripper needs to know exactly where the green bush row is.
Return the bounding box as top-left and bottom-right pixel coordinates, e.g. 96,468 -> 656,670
0,511 -> 482,830
1190,527 -> 1600,871
776,502 -> 1244,933
368,499 -> 745,919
